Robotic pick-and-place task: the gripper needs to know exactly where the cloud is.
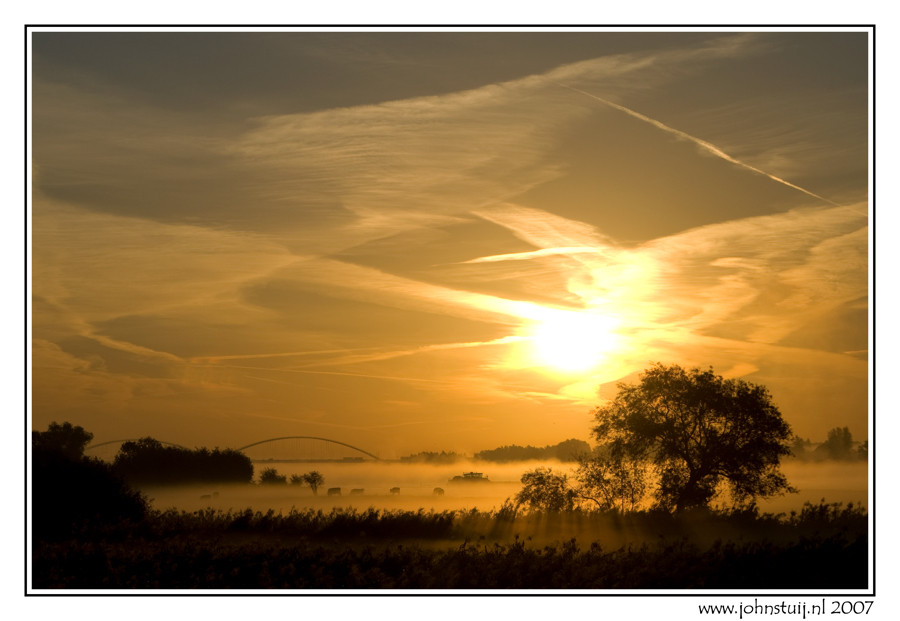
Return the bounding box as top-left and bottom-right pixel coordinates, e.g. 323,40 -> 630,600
444,200 -> 867,408
557,83 -> 839,206
30,32 -> 868,449
228,34 -> 771,242
473,203 -> 612,250
33,197 -> 297,324
461,247 -> 604,264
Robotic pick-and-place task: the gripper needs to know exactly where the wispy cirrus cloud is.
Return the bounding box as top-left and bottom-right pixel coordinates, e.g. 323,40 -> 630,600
448,199 -> 867,406
31,32 -> 868,450
461,247 -> 604,264
556,84 -> 839,206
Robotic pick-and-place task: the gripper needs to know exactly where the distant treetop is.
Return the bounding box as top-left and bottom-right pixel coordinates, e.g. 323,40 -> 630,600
476,438 -> 591,463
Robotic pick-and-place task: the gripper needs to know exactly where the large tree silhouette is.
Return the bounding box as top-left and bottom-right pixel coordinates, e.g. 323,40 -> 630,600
590,363 -> 795,512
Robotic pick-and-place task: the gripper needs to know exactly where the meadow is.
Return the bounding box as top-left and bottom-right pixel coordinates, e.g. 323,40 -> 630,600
32,500 -> 867,589
31,459 -> 869,590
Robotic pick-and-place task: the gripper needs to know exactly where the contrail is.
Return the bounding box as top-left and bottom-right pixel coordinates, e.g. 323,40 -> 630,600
559,84 -> 839,207
461,246 -> 603,263
192,336 -> 529,370
293,335 -> 529,368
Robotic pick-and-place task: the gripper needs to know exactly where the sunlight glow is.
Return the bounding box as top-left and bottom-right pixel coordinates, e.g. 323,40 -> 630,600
526,310 -> 621,374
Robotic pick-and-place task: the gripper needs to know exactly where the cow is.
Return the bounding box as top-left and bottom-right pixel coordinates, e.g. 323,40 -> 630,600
327,487 -> 342,496
389,487 -> 400,495
433,487 -> 445,496
349,488 -> 364,495
200,494 -> 212,500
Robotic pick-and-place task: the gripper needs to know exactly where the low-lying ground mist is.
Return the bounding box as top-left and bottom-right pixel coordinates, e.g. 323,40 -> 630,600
33,458 -> 869,589
142,458 -> 868,517
144,459 -> 533,515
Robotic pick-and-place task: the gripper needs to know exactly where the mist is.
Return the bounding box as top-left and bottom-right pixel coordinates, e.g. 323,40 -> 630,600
143,458 -> 867,516
145,459 -> 551,515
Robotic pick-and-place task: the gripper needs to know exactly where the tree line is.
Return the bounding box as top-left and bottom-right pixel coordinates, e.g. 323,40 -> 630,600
31,422 -> 339,540
790,427 -> 868,461
112,438 -> 254,485
259,467 -> 325,494
475,438 -> 592,463
399,439 -> 592,464
33,362 -> 866,526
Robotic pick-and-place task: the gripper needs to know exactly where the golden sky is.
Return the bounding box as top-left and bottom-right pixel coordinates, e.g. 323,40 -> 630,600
30,30 -> 870,457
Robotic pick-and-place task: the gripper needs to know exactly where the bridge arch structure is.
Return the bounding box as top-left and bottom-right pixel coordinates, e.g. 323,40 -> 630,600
237,436 -> 381,462
81,436 -> 381,462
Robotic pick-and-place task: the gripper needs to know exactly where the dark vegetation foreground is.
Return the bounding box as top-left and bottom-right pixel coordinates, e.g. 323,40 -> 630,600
33,502 -> 867,589
31,419 -> 867,590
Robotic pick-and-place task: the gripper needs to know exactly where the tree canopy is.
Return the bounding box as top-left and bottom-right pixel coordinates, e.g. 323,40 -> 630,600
515,467 -> 577,511
32,421 -> 93,461
820,426 -> 855,460
591,363 -> 795,511
515,364 -> 796,513
300,471 -> 325,495
259,467 -> 287,485
113,438 -> 254,485
476,439 -> 591,463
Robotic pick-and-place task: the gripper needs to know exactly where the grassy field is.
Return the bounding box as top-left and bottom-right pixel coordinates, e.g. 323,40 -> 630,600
32,500 -> 867,590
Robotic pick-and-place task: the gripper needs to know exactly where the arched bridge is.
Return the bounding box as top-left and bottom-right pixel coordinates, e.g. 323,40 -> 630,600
237,436 -> 381,462
82,436 -> 381,463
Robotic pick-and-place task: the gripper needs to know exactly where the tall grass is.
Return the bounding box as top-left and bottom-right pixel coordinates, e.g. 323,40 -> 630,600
32,501 -> 867,589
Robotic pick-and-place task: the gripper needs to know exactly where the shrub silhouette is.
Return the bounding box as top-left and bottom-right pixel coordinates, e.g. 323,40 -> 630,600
259,467 -> 287,485
112,437 -> 254,485
32,423 -> 147,541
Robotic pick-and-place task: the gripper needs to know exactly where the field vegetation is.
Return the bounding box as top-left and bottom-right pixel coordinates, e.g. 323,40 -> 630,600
31,369 -> 870,593
33,501 -> 867,589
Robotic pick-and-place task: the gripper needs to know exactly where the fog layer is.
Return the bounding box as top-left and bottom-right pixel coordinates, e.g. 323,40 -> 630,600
143,459 -> 867,516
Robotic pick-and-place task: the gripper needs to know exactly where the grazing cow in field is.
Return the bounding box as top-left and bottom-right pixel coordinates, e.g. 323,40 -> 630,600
433,487 -> 444,496
327,487 -> 342,496
349,488 -> 364,495
390,487 -> 400,495
200,494 -> 212,499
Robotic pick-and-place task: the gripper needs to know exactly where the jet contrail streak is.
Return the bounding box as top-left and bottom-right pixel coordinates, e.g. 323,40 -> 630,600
462,246 -> 603,263
559,84 -> 839,207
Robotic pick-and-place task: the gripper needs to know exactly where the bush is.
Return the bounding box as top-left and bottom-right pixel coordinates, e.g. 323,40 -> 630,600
259,467 -> 287,485
112,438 -> 254,485
32,446 -> 147,541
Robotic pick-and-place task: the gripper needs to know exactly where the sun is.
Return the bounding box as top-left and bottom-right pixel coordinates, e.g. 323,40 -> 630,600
527,310 -> 621,374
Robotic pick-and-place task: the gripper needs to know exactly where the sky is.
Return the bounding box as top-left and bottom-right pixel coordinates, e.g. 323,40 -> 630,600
29,29 -> 870,458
